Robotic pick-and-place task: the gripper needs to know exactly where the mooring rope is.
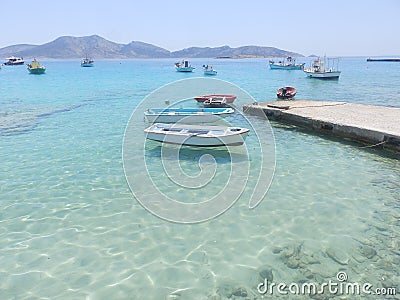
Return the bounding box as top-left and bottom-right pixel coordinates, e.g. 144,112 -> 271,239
358,140 -> 386,148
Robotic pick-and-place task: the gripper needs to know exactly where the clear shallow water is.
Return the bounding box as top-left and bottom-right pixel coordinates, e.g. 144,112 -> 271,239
0,58 -> 399,299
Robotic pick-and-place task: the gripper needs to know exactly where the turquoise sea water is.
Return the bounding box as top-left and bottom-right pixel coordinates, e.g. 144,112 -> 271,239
0,58 -> 399,299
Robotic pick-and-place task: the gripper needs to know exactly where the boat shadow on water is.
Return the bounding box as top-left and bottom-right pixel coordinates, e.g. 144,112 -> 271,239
271,121 -> 400,159
144,143 -> 250,164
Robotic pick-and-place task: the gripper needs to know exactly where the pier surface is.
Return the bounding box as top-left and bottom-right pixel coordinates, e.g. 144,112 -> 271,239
367,58 -> 400,62
243,100 -> 400,152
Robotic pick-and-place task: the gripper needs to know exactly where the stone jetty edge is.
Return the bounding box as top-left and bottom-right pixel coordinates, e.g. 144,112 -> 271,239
243,100 -> 400,153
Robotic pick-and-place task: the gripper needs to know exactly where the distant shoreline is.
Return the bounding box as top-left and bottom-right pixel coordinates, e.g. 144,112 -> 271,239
1,56 -> 304,62
366,58 -> 400,62
215,55 -> 307,59
0,35 -> 302,60
216,55 -> 270,59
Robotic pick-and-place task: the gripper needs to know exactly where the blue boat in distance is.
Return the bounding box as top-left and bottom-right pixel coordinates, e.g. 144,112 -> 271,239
269,56 -> 304,70
175,59 -> 195,72
144,107 -> 234,123
203,64 -> 217,75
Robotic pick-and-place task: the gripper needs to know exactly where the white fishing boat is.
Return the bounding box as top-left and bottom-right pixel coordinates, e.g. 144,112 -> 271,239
4,56 -> 24,65
144,108 -> 234,123
269,56 -> 304,70
303,57 -> 341,79
144,123 -> 249,147
81,57 -> 94,67
175,59 -> 195,72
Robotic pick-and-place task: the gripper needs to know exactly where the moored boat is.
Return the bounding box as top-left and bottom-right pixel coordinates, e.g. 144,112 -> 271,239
4,56 -> 24,66
303,57 -> 341,79
27,58 -> 46,74
175,59 -> 195,72
144,107 -> 234,123
203,64 -> 217,75
81,57 -> 94,67
276,86 -> 296,99
194,94 -> 237,104
269,56 -> 304,70
144,123 -> 249,147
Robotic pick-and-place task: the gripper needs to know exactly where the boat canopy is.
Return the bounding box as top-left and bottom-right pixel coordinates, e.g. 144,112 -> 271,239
30,60 -> 40,68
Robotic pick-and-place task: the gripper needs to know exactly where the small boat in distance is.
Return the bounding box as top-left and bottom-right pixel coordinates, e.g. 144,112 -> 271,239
303,57 -> 341,79
194,94 -> 237,104
175,59 -> 195,72
269,56 -> 304,70
81,57 -> 94,67
144,107 -> 234,123
27,58 -> 46,74
276,86 -> 296,100
144,123 -> 249,147
203,64 -> 217,75
4,56 -> 25,66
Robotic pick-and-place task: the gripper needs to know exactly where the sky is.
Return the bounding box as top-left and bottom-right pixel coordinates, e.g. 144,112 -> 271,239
1,0 -> 399,56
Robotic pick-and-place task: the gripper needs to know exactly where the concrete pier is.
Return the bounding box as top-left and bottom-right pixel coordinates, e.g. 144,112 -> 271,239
243,100 -> 400,153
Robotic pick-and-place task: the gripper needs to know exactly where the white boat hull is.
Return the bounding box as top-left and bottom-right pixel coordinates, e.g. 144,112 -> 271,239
204,70 -> 217,75
269,63 -> 304,70
144,123 -> 249,147
176,67 -> 195,72
303,70 -> 341,79
303,57 -> 341,79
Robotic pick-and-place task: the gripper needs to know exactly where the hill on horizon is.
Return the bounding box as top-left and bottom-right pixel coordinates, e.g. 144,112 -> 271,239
0,35 -> 303,59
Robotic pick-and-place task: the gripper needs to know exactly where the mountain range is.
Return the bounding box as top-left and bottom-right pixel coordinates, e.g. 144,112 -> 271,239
0,35 -> 303,59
